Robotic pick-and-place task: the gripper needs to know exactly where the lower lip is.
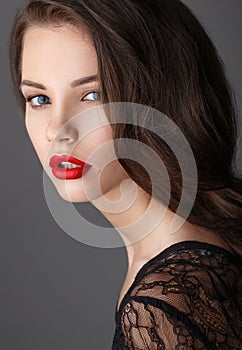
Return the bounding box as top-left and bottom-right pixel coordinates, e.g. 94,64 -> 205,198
51,165 -> 92,180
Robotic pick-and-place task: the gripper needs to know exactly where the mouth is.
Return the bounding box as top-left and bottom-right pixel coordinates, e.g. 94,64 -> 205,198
49,154 -> 92,180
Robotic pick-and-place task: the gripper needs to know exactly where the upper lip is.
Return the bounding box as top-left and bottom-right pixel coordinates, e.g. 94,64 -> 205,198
49,154 -> 89,168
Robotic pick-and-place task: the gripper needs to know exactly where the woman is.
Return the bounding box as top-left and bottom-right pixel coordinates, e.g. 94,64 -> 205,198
9,0 -> 242,348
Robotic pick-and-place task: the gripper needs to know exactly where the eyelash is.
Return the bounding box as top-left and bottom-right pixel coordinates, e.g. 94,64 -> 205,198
25,91 -> 101,110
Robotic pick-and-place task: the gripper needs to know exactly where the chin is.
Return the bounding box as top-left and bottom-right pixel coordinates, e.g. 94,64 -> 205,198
53,180 -> 109,203
54,184 -> 93,203
57,189 -> 88,203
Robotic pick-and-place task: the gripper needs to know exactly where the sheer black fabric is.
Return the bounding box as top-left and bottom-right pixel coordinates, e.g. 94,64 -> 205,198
111,241 -> 242,349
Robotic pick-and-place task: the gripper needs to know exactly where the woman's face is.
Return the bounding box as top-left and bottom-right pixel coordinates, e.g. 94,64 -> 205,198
20,25 -> 128,203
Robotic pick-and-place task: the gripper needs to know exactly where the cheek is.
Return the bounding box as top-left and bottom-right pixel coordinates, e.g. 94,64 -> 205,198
25,115 -> 38,146
25,115 -> 47,162
84,125 -> 114,151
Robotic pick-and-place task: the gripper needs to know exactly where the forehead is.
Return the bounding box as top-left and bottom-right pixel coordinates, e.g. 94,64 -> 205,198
21,25 -> 97,82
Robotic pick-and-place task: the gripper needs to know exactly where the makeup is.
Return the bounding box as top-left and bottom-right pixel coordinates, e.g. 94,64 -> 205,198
49,154 -> 92,180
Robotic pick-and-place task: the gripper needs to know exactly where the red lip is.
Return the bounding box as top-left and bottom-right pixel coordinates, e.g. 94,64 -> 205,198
49,154 -> 92,180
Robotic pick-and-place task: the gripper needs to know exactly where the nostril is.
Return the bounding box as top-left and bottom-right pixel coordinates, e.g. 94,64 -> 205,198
59,136 -> 71,142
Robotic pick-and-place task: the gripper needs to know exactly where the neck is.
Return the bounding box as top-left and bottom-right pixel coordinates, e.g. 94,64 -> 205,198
91,180 -> 232,268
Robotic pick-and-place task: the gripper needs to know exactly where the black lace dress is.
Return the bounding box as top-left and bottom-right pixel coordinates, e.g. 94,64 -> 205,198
111,240 -> 242,349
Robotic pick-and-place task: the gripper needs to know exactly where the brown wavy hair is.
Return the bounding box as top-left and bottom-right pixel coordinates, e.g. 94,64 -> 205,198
9,0 -> 242,259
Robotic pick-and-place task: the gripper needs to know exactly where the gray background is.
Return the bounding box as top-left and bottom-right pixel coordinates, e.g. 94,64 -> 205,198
0,1 -> 241,349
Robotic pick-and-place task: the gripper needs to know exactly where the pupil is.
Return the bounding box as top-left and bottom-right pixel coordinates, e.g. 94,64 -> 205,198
93,92 -> 100,101
38,96 -> 46,104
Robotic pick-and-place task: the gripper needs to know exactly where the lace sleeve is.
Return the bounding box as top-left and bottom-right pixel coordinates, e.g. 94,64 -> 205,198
112,243 -> 242,350
120,297 -> 207,350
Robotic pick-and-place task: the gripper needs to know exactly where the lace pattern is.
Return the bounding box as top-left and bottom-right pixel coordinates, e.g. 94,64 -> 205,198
111,241 -> 242,349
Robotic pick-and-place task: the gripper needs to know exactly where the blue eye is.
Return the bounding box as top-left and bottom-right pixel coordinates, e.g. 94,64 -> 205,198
82,91 -> 100,101
25,91 -> 100,110
27,95 -> 51,109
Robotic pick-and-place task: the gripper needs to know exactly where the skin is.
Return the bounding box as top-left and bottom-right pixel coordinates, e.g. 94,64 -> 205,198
21,25 -> 129,203
20,25 -> 233,311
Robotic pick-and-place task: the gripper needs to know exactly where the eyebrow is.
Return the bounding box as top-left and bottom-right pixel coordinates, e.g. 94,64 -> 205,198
20,74 -> 98,90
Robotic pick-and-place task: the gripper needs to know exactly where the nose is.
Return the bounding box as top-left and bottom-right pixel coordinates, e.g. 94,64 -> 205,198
46,117 -> 78,144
